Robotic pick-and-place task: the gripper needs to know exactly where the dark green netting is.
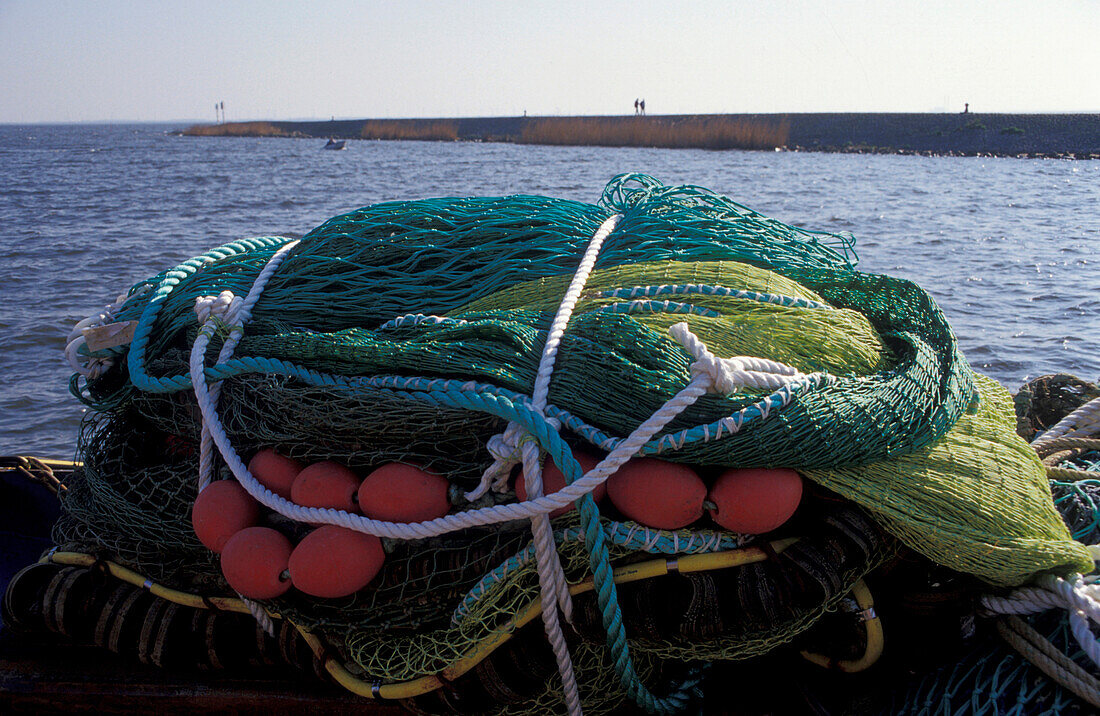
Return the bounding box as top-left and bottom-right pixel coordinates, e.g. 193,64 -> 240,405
53,174 -> 1092,713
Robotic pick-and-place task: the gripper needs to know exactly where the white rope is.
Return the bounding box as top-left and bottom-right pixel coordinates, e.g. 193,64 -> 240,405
189,240 -> 299,638
502,213 -> 620,716
188,232 -> 810,715
465,422 -> 529,501
669,322 -> 806,394
452,215 -> 623,716
1036,394 -> 1100,442
195,241 -> 300,492
981,547 -> 1100,673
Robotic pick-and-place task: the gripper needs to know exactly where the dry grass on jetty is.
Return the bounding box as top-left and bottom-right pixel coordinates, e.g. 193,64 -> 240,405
360,120 -> 459,141
520,116 -> 790,150
182,121 -> 297,137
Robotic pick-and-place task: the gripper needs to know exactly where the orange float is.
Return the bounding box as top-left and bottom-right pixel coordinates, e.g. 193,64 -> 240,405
248,448 -> 303,500
707,467 -> 803,534
191,479 -> 261,553
219,526 -> 293,599
288,526 -> 386,598
291,461 -> 361,512
606,458 -> 706,529
516,449 -> 606,517
357,463 -> 450,523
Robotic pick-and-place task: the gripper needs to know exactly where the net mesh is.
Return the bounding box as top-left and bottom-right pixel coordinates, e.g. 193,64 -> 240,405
52,174 -> 1092,712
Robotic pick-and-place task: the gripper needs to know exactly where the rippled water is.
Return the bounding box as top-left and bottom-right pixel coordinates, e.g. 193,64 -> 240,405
1,123 -> 1097,457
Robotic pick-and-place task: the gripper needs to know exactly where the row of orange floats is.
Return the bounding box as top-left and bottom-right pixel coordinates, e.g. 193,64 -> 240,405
193,448 -> 805,601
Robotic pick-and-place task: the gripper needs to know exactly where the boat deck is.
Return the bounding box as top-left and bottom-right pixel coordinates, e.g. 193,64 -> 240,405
0,628 -> 402,715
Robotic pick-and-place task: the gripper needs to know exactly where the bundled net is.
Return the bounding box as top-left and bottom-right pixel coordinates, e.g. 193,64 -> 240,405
54,174 -> 1092,713
889,473 -> 1100,715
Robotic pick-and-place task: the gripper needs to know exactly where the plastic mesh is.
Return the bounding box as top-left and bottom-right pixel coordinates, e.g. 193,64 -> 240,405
52,174 -> 1092,712
805,375 -> 1092,587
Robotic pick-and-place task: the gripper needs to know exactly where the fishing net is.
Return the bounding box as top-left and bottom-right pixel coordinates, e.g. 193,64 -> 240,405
51,174 -> 1092,712
804,374 -> 1088,587
888,459 -> 1100,716
889,610 -> 1096,716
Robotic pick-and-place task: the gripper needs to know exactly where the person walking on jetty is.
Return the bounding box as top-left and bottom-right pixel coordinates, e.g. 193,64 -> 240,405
640,99 -> 646,116
634,98 -> 640,115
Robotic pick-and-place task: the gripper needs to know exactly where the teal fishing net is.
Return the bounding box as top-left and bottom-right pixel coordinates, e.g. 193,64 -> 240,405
49,174 -> 1091,713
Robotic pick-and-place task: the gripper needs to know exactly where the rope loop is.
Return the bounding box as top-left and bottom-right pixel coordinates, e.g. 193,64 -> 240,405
981,548 -> 1100,674
194,290 -> 243,332
669,322 -> 805,395
466,422 -> 532,501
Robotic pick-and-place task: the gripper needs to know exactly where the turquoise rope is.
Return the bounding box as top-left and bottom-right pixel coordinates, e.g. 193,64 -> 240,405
593,300 -> 721,319
353,377 -> 687,710
127,236 -> 294,394
600,283 -> 832,310
452,522 -> 747,625
135,312 -> 707,711
571,482 -> 692,712
118,234 -> 831,461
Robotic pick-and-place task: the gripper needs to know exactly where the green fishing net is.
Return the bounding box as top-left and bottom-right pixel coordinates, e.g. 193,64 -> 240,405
54,174 -> 1091,712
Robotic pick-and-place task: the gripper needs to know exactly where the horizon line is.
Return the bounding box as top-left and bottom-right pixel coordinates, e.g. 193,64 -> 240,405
5,109 -> 1100,127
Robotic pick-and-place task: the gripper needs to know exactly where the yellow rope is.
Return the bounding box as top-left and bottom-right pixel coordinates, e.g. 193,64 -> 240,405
47,552 -> 253,614
1,455 -> 79,497
798,579 -> 883,672
47,538 -> 807,700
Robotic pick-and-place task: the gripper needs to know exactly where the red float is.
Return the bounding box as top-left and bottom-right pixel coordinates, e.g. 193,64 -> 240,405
607,458 -> 707,530
357,463 -> 450,523
707,467 -> 803,534
219,527 -> 293,599
248,448 -> 303,500
291,461 -> 361,512
288,526 -> 386,598
192,479 -> 261,553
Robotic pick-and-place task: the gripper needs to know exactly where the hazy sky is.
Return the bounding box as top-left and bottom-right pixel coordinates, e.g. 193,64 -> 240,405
2,0 -> 1098,123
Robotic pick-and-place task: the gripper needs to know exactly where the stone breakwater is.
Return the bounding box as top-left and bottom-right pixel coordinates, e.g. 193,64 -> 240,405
182,113 -> 1100,158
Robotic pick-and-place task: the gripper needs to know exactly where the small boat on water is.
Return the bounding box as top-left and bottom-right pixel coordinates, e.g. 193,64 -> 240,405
323,138 -> 346,150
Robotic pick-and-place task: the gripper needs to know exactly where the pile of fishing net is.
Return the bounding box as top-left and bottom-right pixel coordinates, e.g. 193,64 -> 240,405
38,174 -> 1098,713
889,379 -> 1100,714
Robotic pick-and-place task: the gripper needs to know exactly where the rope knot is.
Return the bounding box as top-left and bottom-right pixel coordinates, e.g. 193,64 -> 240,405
466,422 -> 534,501
668,322 -> 805,395
486,426 -> 524,464
195,290 -> 243,329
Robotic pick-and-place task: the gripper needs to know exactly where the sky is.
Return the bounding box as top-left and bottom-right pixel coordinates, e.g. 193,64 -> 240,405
1,0 -> 1098,123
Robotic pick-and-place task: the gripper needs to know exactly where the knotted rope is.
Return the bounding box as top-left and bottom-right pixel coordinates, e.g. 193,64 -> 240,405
192,239 -> 299,634
980,546 -> 1100,706
184,227 -> 814,714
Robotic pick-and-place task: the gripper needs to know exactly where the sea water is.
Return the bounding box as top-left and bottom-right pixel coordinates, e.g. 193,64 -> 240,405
1,123 -> 1097,457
